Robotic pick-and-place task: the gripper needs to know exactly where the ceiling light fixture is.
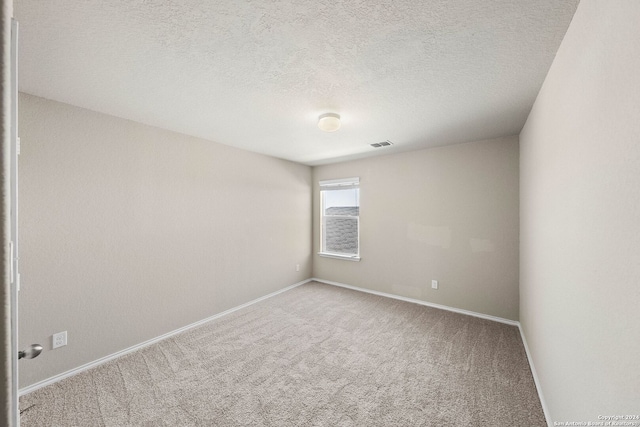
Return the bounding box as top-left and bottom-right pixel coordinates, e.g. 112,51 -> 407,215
318,113 -> 341,132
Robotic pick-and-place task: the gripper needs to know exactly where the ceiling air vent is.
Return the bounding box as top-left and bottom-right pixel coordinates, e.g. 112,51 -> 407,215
370,140 -> 394,148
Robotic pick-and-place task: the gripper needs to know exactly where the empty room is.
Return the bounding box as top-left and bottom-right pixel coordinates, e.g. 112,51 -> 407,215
1,0 -> 639,426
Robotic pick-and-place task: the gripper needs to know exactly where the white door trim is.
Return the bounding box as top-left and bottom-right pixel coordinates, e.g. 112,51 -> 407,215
10,17 -> 19,427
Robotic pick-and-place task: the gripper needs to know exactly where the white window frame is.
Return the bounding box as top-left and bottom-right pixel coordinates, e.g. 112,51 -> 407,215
318,177 -> 361,261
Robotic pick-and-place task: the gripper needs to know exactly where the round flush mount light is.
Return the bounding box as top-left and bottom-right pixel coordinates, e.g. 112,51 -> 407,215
318,113 -> 341,132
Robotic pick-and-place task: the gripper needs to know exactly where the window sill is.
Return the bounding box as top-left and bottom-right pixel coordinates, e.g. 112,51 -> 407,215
318,252 -> 361,262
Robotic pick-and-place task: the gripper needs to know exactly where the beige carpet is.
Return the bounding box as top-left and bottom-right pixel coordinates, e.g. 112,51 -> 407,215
20,282 -> 546,426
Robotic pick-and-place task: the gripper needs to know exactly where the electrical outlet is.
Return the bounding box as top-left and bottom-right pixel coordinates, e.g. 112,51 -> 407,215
52,331 -> 67,349
431,280 -> 439,290
296,264 -> 300,272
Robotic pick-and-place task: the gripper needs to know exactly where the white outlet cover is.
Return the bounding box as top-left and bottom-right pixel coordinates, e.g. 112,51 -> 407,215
431,280 -> 439,289
52,331 -> 67,349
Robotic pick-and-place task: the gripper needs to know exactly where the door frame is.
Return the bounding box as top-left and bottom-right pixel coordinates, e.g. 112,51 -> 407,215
2,3 -> 18,426
9,16 -> 19,426
7,14 -> 19,427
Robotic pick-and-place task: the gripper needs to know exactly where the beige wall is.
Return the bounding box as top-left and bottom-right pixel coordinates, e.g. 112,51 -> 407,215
313,137 -> 520,320
17,93 -> 312,388
520,1 -> 640,422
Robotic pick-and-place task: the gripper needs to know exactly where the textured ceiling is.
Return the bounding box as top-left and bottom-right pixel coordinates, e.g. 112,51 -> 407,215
15,0 -> 579,165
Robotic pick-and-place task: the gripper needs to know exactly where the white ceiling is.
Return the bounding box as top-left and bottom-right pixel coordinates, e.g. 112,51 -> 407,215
15,0 -> 579,166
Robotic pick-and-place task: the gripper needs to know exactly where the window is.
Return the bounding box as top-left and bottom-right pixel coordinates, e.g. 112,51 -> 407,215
319,177 -> 360,261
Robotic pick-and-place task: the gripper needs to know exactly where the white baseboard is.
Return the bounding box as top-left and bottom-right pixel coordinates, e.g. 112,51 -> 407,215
517,324 -> 552,427
312,277 -> 550,425
19,278 -> 312,396
311,277 -> 519,326
21,276 -> 550,427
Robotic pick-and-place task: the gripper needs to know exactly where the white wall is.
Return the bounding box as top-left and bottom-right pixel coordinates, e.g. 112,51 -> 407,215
17,93 -> 312,388
313,137 -> 520,320
520,1 -> 640,422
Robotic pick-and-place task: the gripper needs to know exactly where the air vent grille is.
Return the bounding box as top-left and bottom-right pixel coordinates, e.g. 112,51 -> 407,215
370,140 -> 394,148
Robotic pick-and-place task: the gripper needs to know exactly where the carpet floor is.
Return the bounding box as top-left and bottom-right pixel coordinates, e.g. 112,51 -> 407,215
19,282 -> 546,426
